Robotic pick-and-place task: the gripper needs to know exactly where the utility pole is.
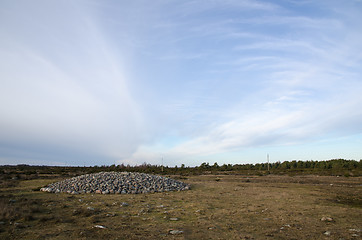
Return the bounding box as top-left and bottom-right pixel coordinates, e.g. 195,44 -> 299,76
161,156 -> 164,173
267,154 -> 270,172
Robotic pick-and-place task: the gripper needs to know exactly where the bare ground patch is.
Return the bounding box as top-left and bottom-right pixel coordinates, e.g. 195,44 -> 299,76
0,174 -> 361,239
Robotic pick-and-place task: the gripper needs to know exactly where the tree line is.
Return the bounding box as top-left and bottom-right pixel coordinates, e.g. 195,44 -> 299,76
1,159 -> 361,177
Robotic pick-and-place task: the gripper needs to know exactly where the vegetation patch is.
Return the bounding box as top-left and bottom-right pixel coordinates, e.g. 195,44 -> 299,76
0,162 -> 361,239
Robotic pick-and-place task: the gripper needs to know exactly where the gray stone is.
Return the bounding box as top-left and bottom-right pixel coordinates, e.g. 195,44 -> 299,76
39,171 -> 190,195
94,225 -> 106,229
321,217 -> 334,222
169,230 -> 183,235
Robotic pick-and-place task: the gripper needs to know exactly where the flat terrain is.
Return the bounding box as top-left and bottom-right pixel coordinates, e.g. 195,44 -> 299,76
1,174 -> 361,239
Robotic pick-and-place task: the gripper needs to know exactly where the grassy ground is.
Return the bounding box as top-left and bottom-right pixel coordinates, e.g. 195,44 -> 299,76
0,173 -> 361,239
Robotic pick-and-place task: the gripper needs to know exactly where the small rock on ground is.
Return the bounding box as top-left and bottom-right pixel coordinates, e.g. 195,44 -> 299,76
321,217 -> 334,222
169,230 -> 183,235
94,225 -> 106,229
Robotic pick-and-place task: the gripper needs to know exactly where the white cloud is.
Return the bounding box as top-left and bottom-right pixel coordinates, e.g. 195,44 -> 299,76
161,88 -> 362,159
1,0 -> 361,166
0,1 -> 144,165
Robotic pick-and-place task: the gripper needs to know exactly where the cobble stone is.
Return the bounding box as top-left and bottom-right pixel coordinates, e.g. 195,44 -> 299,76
40,172 -> 190,194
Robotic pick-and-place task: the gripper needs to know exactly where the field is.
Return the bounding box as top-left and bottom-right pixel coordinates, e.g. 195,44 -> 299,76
1,171 -> 361,239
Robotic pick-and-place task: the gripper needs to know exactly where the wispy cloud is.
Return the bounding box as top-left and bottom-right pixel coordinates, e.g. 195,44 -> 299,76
126,0 -> 362,165
131,86 -> 362,165
1,0 -> 361,166
0,1 -> 144,165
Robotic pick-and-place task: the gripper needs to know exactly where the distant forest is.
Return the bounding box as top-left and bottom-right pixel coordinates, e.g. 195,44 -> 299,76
1,159 -> 361,177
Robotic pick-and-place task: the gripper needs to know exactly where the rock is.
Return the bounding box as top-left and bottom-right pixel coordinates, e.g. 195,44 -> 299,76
138,208 -> 149,214
169,230 -> 183,235
40,172 -> 190,195
324,231 -> 331,236
94,225 -> 106,229
169,217 -> 179,221
321,217 -> 334,222
121,202 -> 129,207
350,229 -> 361,238
87,207 -> 95,211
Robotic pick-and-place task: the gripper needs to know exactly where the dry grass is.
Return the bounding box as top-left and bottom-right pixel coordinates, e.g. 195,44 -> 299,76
0,174 -> 361,239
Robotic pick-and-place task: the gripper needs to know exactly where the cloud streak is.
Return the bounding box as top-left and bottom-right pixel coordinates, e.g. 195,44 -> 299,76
0,1 -> 144,165
125,0 -> 362,165
1,0 -> 361,166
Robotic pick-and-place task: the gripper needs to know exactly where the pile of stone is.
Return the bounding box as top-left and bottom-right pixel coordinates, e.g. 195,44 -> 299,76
40,171 -> 190,194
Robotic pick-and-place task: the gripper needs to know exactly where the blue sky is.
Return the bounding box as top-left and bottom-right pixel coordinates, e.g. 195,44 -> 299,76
1,0 -> 361,166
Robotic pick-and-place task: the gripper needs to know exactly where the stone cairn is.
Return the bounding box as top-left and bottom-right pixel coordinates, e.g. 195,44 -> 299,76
40,171 -> 190,194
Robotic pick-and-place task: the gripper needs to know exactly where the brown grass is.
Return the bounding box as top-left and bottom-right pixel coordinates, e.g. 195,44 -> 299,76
0,173 -> 361,239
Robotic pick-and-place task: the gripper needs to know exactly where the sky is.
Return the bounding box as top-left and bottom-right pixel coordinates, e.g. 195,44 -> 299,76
1,0 -> 362,167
